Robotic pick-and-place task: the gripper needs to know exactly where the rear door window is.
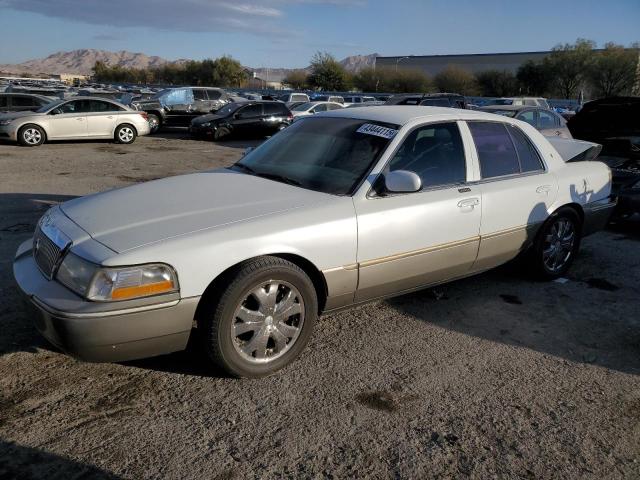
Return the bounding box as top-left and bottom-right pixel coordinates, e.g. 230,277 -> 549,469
516,110 -> 536,127
207,90 -> 222,100
87,100 -> 122,112
13,96 -> 37,107
238,104 -> 263,118
506,124 -> 544,172
193,89 -> 208,100
538,110 -> 558,129
468,122 -> 520,178
0,96 -> 7,108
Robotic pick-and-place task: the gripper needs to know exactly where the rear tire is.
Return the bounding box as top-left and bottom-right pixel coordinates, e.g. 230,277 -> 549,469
115,124 -> 137,144
18,124 -> 45,147
201,256 -> 317,378
147,114 -> 161,134
528,207 -> 582,279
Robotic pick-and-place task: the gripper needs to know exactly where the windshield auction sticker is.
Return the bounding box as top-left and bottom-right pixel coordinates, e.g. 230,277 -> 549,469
356,123 -> 398,139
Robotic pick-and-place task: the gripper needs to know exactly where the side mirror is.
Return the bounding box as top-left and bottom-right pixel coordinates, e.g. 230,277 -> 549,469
384,170 -> 422,193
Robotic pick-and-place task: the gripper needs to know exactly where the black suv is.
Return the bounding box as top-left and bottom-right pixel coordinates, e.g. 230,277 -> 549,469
385,93 -> 467,109
0,93 -> 54,113
131,87 -> 232,133
189,101 -> 293,140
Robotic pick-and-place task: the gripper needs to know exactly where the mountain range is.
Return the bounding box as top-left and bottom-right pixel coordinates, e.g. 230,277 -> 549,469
0,49 -> 379,80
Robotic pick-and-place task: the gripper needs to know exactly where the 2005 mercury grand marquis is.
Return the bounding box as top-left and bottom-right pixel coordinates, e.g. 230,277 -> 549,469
14,106 -> 616,377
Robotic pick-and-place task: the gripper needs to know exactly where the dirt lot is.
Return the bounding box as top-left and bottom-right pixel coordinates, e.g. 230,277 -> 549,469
0,132 -> 639,479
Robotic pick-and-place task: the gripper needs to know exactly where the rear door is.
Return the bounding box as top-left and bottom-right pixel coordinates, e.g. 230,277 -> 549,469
466,121 -> 557,271
46,100 -> 88,139
193,89 -> 211,114
85,100 -> 120,137
233,103 -> 264,137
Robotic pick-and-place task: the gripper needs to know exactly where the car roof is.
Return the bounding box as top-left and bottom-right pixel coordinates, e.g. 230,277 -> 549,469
318,105 -> 505,125
479,105 -> 532,111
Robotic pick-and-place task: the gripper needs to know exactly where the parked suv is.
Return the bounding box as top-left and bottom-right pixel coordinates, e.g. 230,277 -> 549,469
0,93 -> 54,113
486,97 -> 551,109
385,93 -> 467,109
131,87 -> 232,133
278,93 -> 310,103
189,101 -> 293,140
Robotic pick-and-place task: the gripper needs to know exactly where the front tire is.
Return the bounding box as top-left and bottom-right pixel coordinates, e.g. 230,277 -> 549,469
201,256 -> 317,378
213,127 -> 230,141
115,124 -> 137,144
529,207 -> 582,279
18,124 -> 45,147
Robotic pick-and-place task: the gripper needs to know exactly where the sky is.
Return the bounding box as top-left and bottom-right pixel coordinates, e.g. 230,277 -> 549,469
0,0 -> 638,68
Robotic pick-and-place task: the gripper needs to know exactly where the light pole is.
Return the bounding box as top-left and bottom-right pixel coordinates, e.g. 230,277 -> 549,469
395,56 -> 410,72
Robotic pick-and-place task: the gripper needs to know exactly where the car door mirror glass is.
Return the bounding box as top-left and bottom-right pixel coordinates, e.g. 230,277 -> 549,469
50,108 -> 62,115
384,170 -> 422,193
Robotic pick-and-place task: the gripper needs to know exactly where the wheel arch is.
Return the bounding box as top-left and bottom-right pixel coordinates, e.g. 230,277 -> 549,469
18,122 -> 48,141
551,202 -> 584,226
194,253 -> 329,328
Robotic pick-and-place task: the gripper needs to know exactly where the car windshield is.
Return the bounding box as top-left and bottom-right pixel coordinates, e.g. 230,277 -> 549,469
233,117 -> 399,195
483,109 -> 517,117
292,102 -> 314,111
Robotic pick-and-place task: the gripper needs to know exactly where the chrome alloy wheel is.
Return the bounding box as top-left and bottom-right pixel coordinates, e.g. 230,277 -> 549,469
23,128 -> 42,145
118,126 -> 135,143
542,217 -> 576,272
231,280 -> 305,364
148,116 -> 159,132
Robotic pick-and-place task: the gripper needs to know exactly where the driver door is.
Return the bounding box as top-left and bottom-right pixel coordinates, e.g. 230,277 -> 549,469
46,100 -> 88,139
354,122 -> 481,301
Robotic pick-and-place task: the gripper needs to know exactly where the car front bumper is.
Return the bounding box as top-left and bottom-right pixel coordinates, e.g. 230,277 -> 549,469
0,124 -> 18,141
189,123 -> 216,136
13,239 -> 198,363
582,196 -> 617,236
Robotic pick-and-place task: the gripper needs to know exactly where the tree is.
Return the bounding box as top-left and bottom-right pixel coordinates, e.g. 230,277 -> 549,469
283,70 -> 309,89
308,51 -> 349,91
543,38 -> 594,99
475,70 -> 519,97
585,42 -> 639,97
433,66 -> 478,95
211,56 -> 247,87
516,60 -> 551,96
353,67 -> 431,93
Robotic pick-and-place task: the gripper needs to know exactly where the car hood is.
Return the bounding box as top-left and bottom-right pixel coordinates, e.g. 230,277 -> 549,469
0,111 -> 41,121
60,169 -> 333,253
192,113 -> 223,124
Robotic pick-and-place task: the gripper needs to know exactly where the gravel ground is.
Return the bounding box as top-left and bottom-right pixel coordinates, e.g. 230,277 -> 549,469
0,132 -> 639,479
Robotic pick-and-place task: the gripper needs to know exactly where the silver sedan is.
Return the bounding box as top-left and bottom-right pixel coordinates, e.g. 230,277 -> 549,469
0,96 -> 151,146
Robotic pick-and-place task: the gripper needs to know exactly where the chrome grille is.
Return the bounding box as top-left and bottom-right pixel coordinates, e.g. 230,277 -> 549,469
33,225 -> 64,279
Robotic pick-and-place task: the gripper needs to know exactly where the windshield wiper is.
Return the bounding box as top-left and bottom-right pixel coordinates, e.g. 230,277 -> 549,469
254,172 -> 302,187
232,163 -> 256,174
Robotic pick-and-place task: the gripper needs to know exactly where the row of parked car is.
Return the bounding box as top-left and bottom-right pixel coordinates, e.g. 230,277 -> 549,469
1,86 -> 637,218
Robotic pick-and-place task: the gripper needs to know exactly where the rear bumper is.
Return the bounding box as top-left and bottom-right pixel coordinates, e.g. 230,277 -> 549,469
582,196 -> 617,236
13,239 -> 198,362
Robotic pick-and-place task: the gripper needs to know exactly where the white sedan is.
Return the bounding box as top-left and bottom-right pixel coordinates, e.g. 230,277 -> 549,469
290,101 -> 344,118
13,106 -> 616,377
0,96 -> 151,146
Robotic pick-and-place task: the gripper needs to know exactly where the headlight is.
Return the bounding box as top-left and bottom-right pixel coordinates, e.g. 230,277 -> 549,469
0,119 -> 13,126
56,253 -> 179,301
200,122 -> 211,127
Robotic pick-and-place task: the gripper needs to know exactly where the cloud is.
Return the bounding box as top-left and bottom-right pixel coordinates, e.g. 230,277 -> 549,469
1,0 -> 365,36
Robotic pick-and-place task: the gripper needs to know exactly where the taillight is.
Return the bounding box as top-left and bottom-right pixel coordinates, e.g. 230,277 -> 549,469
139,112 -> 149,121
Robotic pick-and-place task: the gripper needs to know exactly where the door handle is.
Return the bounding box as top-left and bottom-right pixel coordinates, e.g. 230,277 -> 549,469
107,116 -> 114,119
457,197 -> 479,208
76,117 -> 84,121
536,185 -> 552,194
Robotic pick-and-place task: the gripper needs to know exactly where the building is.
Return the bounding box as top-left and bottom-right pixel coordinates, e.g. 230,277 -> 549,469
52,73 -> 90,85
375,51 -> 554,76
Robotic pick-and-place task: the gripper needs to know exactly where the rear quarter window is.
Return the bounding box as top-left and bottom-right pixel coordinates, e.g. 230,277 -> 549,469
468,122 -> 520,178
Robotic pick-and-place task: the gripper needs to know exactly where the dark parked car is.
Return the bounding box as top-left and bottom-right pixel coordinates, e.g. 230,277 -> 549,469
385,93 -> 467,109
131,87 -> 232,133
0,93 -> 54,113
478,105 -> 572,138
568,97 -> 640,218
189,101 -> 293,140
